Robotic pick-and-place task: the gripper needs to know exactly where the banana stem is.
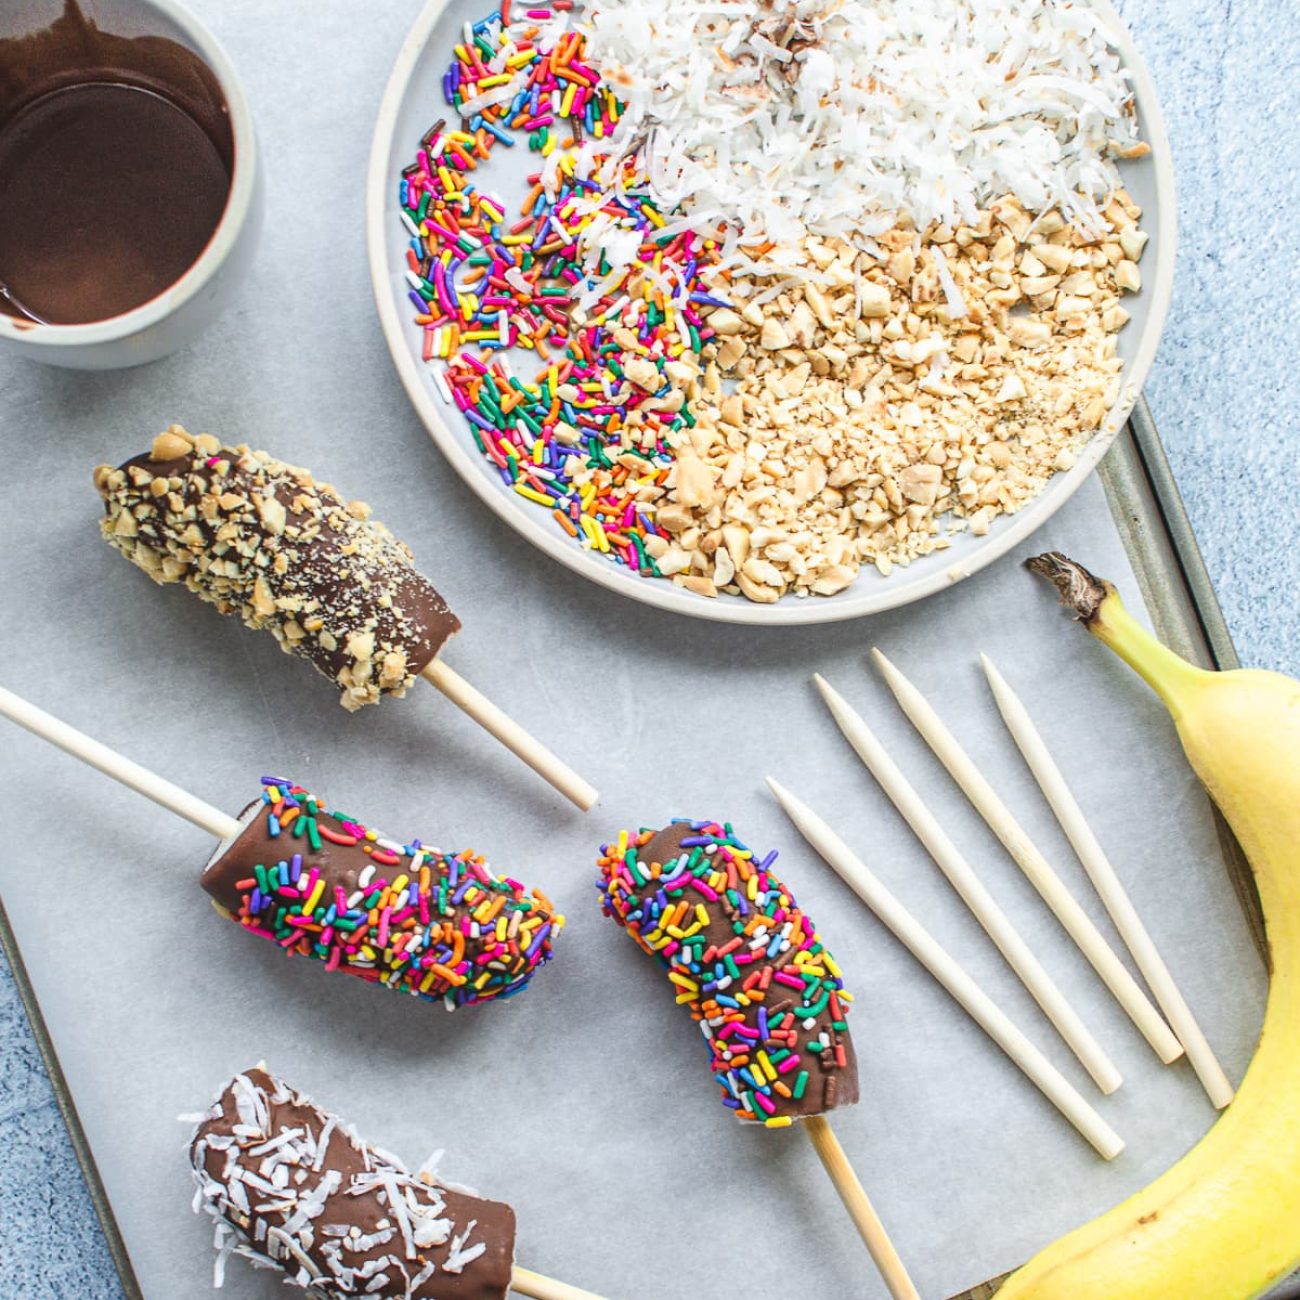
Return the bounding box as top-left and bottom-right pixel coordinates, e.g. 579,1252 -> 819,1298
1026,553 -> 1209,711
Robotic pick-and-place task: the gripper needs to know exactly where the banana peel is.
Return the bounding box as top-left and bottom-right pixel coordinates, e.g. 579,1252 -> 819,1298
997,552 -> 1300,1300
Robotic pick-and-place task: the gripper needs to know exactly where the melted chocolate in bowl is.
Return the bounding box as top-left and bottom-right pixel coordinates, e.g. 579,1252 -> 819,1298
0,1 -> 235,326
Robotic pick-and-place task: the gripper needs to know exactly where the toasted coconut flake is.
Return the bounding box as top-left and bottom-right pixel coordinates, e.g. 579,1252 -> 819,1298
584,0 -> 1143,274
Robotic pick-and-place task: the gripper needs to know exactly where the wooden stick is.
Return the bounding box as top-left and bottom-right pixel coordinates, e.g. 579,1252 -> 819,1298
510,1264 -> 611,1300
0,686 -> 239,840
422,659 -> 598,811
766,777 -> 1125,1159
870,649 -> 1184,1066
980,655 -> 1235,1108
814,674 -> 1121,1095
802,1116 -> 921,1300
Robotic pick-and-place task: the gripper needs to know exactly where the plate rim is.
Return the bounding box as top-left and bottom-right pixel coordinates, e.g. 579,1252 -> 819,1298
365,0 -> 1177,626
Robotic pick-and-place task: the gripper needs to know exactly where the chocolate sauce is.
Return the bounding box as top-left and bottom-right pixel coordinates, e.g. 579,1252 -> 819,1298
0,2 -> 234,325
0,83 -> 231,324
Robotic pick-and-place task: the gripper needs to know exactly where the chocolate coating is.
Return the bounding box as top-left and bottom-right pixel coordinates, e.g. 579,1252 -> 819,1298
0,0 -> 231,158
0,0 -> 233,325
599,819 -> 859,1124
189,1067 -> 515,1300
202,778 -> 561,1008
0,84 -> 230,324
95,426 -> 460,710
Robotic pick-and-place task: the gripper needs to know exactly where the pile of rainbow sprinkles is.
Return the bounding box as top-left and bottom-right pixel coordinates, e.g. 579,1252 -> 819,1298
396,0 -> 721,576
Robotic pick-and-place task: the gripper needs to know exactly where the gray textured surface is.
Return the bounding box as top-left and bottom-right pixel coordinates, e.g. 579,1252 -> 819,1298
0,1 -> 1296,1297
1114,0 -> 1300,674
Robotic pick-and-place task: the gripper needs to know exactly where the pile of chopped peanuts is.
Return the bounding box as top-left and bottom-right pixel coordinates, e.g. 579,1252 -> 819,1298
642,191 -> 1147,601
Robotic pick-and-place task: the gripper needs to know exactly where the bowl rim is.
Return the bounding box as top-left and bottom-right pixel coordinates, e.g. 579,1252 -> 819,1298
0,0 -> 258,349
366,0 -> 1175,626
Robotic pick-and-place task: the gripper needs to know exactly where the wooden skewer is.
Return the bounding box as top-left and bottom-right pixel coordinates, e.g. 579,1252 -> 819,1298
802,1116 -> 921,1300
0,687 -> 239,840
814,674 -> 1121,1095
980,655 -> 1235,1109
422,659 -> 598,811
870,649 -> 1184,1066
510,1265 -> 613,1300
766,777 -> 1124,1159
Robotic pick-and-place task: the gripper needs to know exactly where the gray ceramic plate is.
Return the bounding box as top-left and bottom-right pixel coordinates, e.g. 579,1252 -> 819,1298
367,0 -> 1175,624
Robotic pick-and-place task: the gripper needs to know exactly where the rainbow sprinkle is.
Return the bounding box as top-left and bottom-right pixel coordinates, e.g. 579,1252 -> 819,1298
217,778 -> 561,1007
597,820 -> 857,1125
397,3 -> 723,577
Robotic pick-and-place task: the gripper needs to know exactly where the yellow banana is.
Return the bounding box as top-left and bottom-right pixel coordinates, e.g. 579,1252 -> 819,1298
995,552 -> 1300,1300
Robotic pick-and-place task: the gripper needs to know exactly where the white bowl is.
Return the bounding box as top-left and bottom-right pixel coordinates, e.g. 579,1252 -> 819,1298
367,0 -> 1174,625
0,0 -> 261,371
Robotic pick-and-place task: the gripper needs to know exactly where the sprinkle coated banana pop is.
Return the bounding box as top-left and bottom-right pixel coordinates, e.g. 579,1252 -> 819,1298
204,778 -> 561,1008
597,818 -> 858,1125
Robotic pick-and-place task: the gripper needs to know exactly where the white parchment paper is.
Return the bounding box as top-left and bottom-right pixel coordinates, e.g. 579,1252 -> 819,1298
0,2 -> 1265,1298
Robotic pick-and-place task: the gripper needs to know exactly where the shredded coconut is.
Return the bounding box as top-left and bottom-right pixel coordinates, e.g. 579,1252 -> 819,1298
584,0 -> 1146,271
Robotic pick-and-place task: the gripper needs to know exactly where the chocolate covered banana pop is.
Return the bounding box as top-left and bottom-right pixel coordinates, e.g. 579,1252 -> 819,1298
96,426 -> 457,712
597,820 -> 919,1298
0,684 -> 561,1008
209,778 -> 560,1007
94,426 -> 598,809
188,1067 -> 516,1299
598,819 -> 858,1125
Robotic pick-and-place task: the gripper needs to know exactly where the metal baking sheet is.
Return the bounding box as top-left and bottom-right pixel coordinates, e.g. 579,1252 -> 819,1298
0,367 -> 1269,1300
